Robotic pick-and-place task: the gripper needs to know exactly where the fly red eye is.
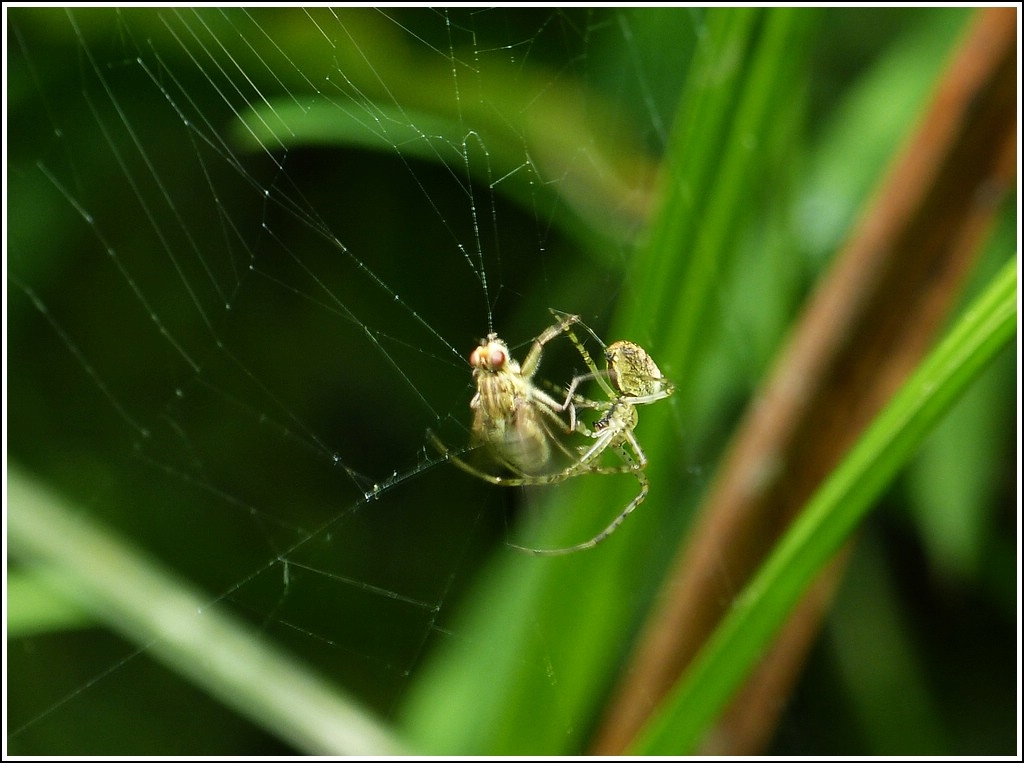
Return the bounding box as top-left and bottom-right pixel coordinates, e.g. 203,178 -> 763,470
470,342 -> 505,370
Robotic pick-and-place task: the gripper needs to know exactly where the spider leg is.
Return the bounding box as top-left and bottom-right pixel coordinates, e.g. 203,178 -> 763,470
513,313 -> 587,434
432,413 -> 635,488
613,381 -> 677,407
557,313 -> 619,403
429,419 -> 597,486
428,430 -> 530,485
541,308 -> 623,419
507,446 -> 649,556
614,426 -> 648,470
557,369 -> 615,423
519,312 -> 582,379
529,385 -> 576,435
505,425 -> 650,555
520,394 -> 584,464
499,424 -> 623,486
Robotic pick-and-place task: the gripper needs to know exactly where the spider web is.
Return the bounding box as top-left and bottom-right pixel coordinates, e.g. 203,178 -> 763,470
6,6 -> 701,753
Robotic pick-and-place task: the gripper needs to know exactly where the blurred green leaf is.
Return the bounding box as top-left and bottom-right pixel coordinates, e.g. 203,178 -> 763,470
7,464 -> 410,756
6,572 -> 94,637
904,201 -> 1018,586
631,255 -> 1016,754
797,8 -> 971,257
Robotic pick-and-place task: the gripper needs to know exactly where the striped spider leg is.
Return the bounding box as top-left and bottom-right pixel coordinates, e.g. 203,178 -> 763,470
503,328 -> 675,555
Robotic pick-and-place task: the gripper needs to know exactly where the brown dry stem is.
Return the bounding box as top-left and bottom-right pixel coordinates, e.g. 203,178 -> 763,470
591,7 -> 1017,755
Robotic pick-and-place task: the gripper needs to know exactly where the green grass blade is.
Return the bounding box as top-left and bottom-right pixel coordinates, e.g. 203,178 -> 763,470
6,572 -> 94,637
622,9 -> 818,355
630,254 -> 1017,754
399,9 -> 821,754
616,8 -> 759,332
7,465 -> 410,756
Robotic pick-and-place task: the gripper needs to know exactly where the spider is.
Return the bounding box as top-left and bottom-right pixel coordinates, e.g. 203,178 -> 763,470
431,309 -> 674,556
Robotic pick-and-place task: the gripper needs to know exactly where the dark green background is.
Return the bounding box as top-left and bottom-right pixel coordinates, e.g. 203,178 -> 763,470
7,7 -> 1016,755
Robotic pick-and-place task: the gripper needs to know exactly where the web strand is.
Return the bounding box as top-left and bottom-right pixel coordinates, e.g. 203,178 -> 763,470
8,8 -> 679,747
